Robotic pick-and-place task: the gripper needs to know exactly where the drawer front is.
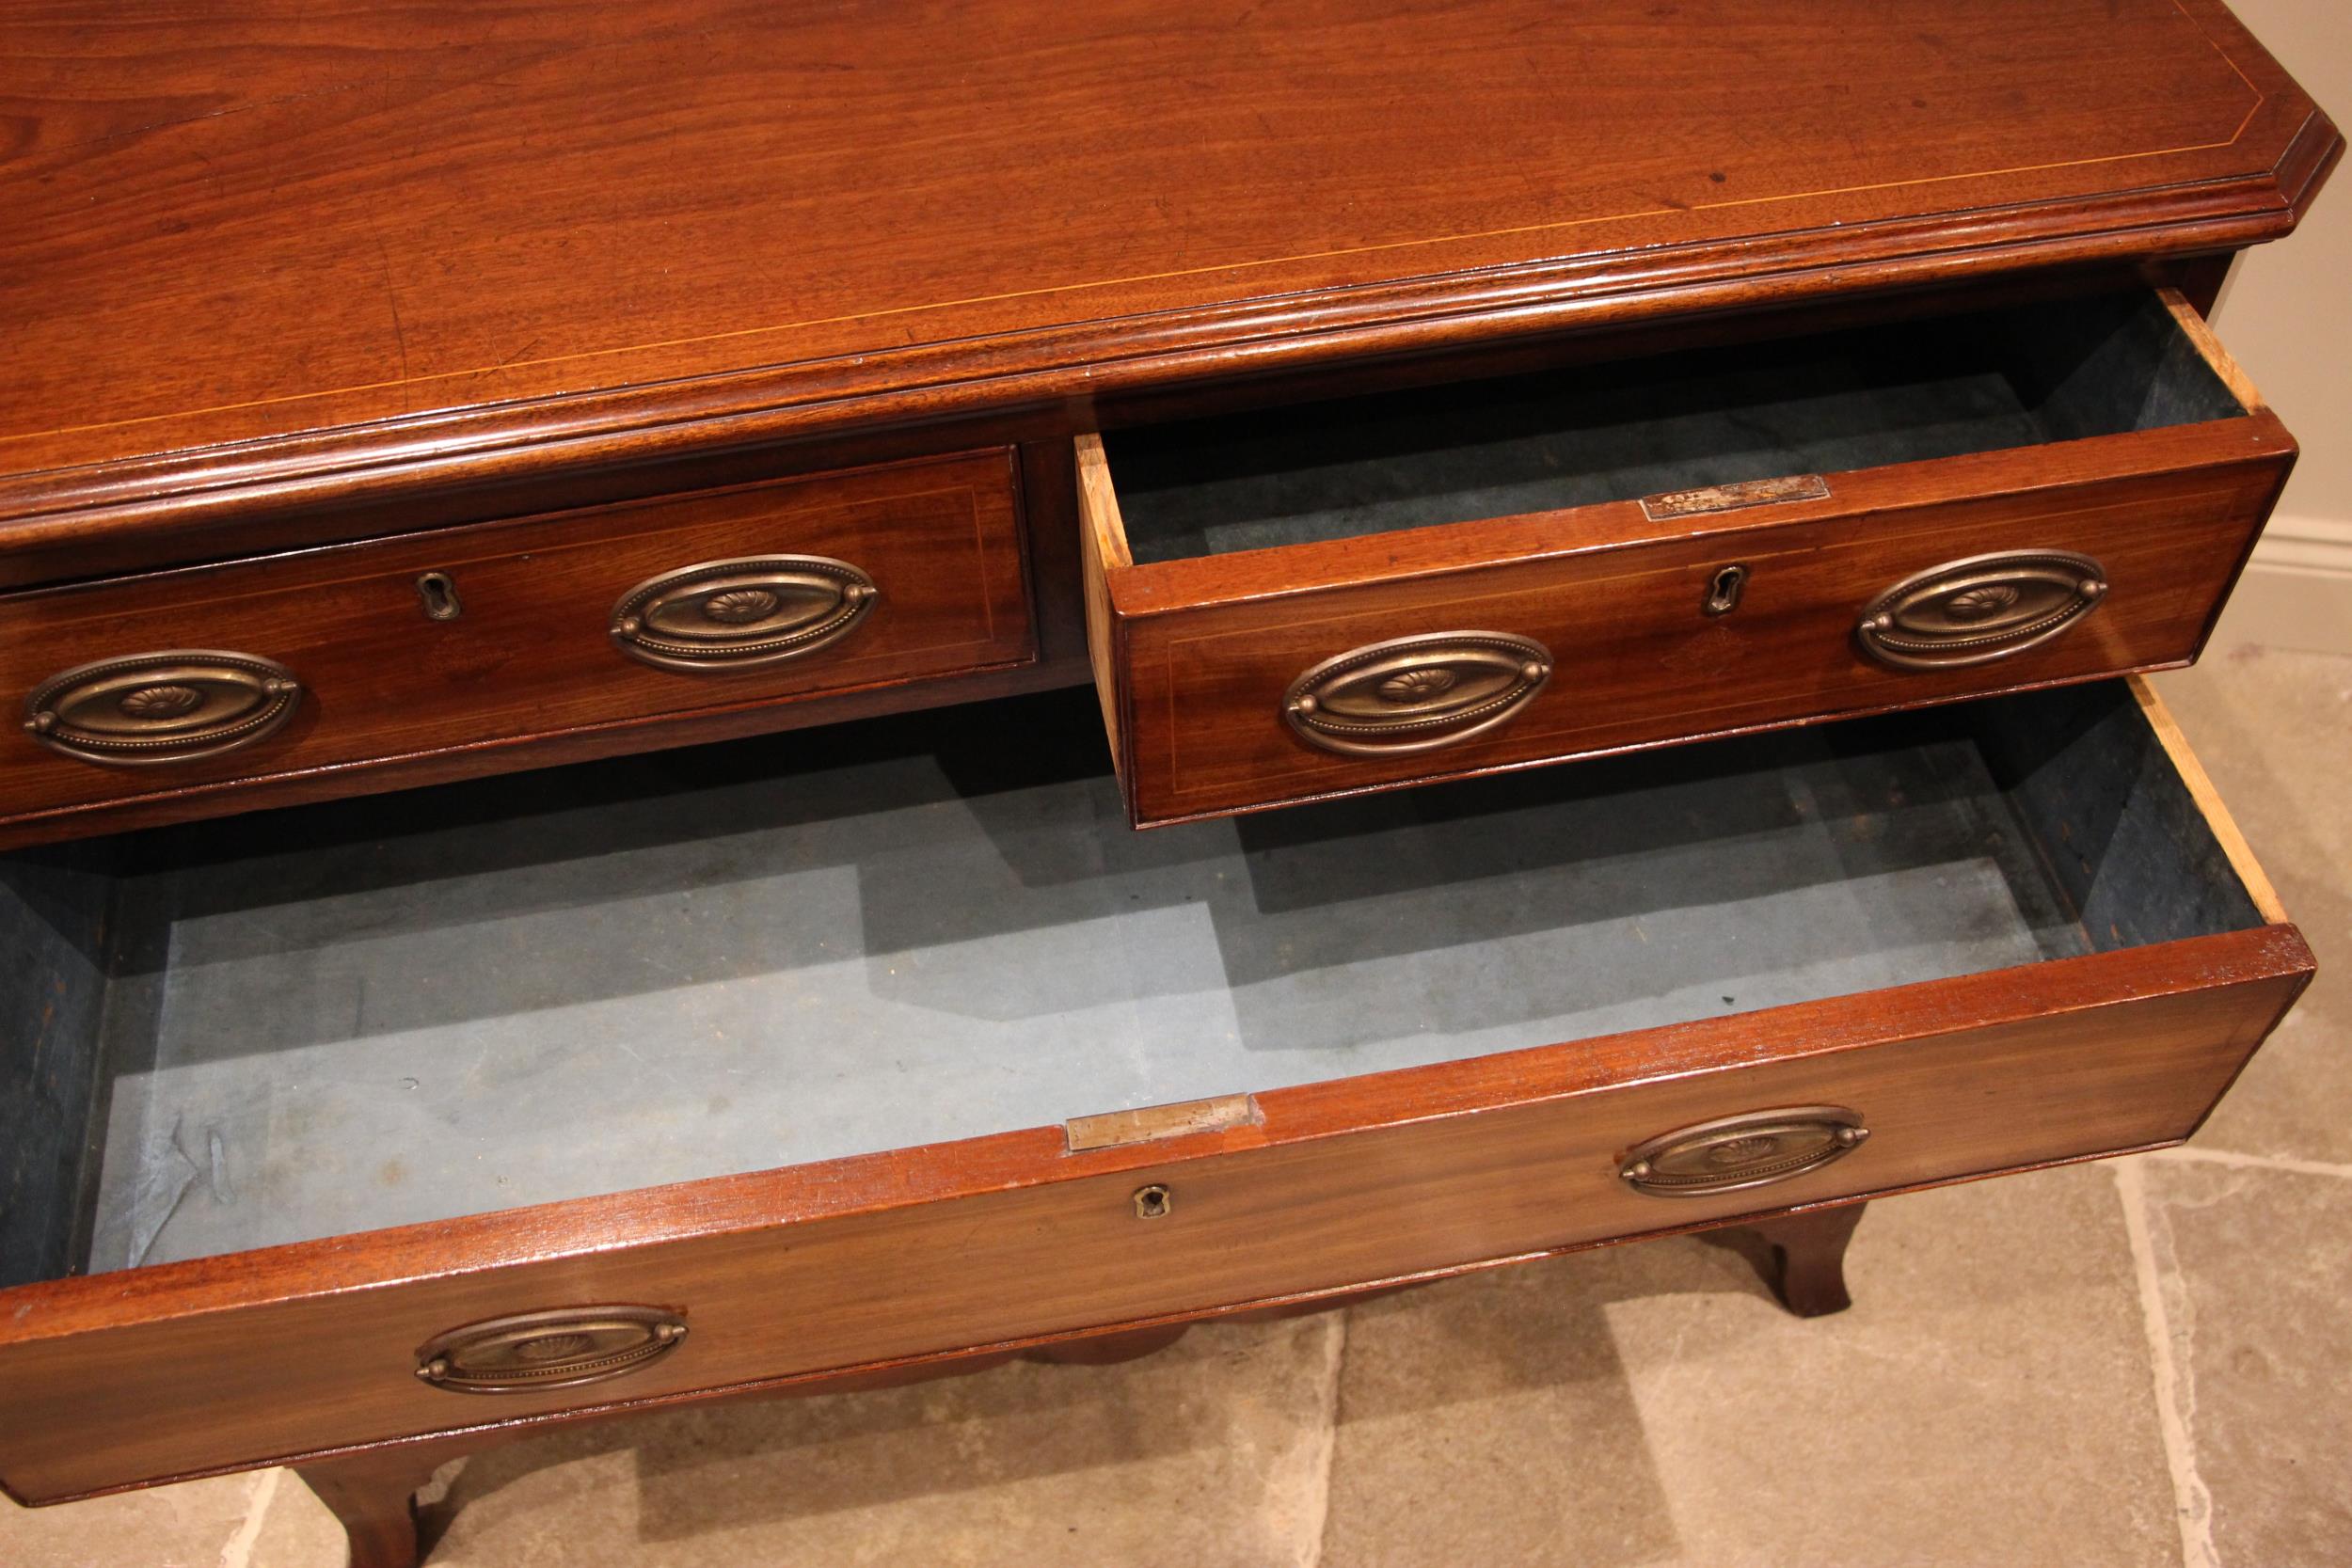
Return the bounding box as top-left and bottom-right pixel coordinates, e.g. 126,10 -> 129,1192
1098,451 -> 2284,825
0,451 -> 1031,831
0,922 -> 2305,1502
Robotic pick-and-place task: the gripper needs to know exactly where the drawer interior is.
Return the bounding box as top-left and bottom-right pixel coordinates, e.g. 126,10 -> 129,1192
1105,288 -> 2249,563
0,679 -> 2269,1289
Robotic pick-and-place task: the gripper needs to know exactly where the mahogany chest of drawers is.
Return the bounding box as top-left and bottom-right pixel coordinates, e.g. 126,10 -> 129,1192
0,4 -> 2336,1564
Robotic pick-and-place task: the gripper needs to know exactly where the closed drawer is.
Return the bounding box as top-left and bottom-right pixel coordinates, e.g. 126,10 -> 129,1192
1078,288 -> 2292,826
0,677 -> 2308,1503
0,450 -> 1032,843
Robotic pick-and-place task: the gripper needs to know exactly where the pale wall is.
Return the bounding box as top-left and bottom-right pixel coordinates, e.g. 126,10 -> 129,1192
2211,0 -> 2352,652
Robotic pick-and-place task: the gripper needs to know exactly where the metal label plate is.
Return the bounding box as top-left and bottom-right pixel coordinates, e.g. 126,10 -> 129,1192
1640,474 -> 1832,521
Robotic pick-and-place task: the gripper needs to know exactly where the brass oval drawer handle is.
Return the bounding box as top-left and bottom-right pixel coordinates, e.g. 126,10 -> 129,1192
415,1306 -> 688,1395
1856,549 -> 2107,672
611,555 -> 879,673
22,650 -> 303,768
1619,1106 -> 1868,1198
1282,630 -> 1553,757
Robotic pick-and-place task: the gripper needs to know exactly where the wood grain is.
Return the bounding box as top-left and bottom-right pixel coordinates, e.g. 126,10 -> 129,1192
281,1221 -> 1810,1567
0,659 -> 1097,853
0,262 -> 2242,594
0,1 -> 2334,562
1076,435 -> 1136,792
1740,1205 -> 1869,1318
2161,289 -> 2271,411
1014,437 -> 1092,669
2134,677 -> 2289,924
0,924 -> 2310,1503
1087,418 -> 2295,825
1064,1094 -> 1262,1154
0,0 -> 2334,1531
292,1449 -> 442,1568
0,451 -> 1032,845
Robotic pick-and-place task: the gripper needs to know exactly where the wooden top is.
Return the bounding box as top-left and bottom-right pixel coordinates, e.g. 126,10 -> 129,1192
0,0 -> 2336,551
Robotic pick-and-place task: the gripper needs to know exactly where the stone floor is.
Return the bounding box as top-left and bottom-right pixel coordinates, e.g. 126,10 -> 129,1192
6,647 -> 2347,1568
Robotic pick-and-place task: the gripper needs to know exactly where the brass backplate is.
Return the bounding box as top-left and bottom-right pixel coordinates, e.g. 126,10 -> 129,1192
1619,1105 -> 1869,1197
22,650 -> 302,768
610,555 -> 878,673
1283,630 -> 1552,757
1856,549 -> 2107,671
415,1305 -> 688,1395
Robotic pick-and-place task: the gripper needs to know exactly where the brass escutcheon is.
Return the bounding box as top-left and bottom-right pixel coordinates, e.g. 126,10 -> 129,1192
610,555 -> 879,673
1132,1183 -> 1173,1219
1281,630 -> 1552,757
22,650 -> 303,768
414,1306 -> 689,1394
1618,1106 -> 1869,1197
1703,562 -> 1749,617
1855,549 -> 2107,671
415,570 -> 464,622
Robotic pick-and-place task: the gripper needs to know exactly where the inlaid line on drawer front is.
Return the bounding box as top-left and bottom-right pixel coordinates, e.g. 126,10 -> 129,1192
1150,480 -> 2260,805
1082,286 -> 2296,827
1,680 -> 2273,1281
0,676 -> 2310,1502
0,931 -> 2309,1504
82,685 -> 2106,1270
0,451 -> 1033,833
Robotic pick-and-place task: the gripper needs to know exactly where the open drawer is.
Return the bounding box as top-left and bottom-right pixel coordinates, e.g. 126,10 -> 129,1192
1078,287 -> 2294,826
0,676 -> 2310,1505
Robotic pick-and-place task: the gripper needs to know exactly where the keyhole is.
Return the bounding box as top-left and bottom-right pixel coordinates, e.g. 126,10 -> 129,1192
416,571 -> 463,622
1132,1183 -> 1172,1219
1703,563 -> 1747,617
